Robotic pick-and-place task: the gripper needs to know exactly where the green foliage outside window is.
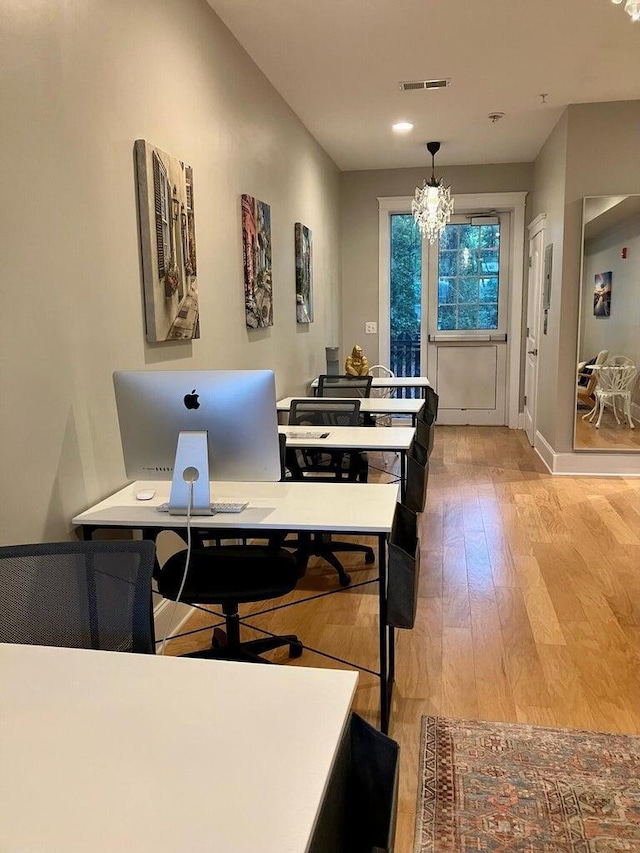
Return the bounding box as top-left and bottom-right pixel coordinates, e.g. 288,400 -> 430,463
390,215 -> 421,339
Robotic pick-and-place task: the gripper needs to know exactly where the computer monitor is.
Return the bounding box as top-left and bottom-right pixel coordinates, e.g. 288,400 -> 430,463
113,369 -> 282,488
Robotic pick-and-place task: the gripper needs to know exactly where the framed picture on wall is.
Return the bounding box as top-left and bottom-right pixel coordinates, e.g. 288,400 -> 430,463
134,140 -> 199,342
242,194 -> 273,328
593,271 -> 612,317
295,223 -> 313,323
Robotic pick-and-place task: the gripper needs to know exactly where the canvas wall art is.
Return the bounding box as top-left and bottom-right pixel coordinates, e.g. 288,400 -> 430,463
242,194 -> 273,328
134,140 -> 199,342
295,222 -> 313,323
593,271 -> 612,317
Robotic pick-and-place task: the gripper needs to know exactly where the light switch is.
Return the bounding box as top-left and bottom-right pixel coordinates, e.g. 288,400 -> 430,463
365,321 -> 377,334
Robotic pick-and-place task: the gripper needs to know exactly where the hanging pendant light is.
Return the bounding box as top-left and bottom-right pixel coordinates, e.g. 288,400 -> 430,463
611,0 -> 640,21
412,141 -> 454,243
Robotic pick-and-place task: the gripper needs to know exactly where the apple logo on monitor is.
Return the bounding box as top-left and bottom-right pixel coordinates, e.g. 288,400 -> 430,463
183,389 -> 200,410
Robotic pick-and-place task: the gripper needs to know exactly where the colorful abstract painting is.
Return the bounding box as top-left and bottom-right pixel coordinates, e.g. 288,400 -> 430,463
294,223 -> 313,324
134,140 -> 199,342
593,270 -> 612,317
242,194 -> 273,328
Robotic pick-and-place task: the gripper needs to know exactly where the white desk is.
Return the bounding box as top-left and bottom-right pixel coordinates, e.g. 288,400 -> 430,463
277,396 -> 424,425
72,480 -> 399,732
310,375 -> 431,397
280,425 -> 414,499
0,643 -> 357,853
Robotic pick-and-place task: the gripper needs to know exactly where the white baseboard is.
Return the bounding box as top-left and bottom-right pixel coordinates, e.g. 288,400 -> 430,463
534,430 -> 640,476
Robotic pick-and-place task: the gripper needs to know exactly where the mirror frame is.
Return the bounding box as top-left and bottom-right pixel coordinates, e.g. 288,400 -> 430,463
574,194 -> 640,451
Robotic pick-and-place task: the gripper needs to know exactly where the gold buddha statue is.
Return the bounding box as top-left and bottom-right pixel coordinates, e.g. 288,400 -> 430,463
345,344 -> 370,376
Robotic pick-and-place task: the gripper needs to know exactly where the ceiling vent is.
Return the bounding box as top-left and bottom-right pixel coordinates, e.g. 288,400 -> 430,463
399,79 -> 451,91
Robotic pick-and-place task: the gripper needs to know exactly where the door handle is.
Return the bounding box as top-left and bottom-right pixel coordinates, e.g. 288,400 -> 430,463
528,348 -> 538,356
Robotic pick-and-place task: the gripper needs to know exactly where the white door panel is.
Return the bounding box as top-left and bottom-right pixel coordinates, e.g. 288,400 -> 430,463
437,345 -> 497,409
524,219 -> 545,445
435,343 -> 506,424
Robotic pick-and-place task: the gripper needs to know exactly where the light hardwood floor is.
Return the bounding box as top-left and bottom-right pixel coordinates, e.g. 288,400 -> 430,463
166,426 -> 640,852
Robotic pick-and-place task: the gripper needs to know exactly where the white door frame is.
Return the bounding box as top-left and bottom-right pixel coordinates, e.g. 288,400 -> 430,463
524,214 -> 546,445
378,191 -> 527,429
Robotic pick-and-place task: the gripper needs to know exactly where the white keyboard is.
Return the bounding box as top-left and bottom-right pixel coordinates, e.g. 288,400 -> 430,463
156,501 -> 249,514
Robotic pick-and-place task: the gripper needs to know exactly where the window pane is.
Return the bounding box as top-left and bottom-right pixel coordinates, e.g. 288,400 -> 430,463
438,278 -> 456,304
436,222 -> 500,332
438,304 -> 456,331
390,214 -> 421,378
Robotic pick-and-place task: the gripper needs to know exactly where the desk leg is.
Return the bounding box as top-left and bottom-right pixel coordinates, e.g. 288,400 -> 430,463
400,451 -> 406,503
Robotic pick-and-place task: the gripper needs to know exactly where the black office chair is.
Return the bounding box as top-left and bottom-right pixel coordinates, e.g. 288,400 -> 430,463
0,540 -> 156,653
286,398 -> 368,482
285,398 -> 374,587
317,373 -> 374,426
317,373 -> 373,398
157,543 -> 302,662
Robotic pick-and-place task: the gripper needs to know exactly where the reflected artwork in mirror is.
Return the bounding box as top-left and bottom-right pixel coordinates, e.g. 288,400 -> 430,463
574,195 -> 640,451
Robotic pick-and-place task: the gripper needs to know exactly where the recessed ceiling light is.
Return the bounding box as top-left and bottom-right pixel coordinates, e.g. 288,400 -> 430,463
392,121 -> 414,133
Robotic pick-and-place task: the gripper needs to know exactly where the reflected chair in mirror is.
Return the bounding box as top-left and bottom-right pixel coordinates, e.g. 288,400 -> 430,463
0,540 -> 156,653
285,398 -> 374,587
582,355 -> 637,430
157,543 -> 303,662
577,348 -> 609,410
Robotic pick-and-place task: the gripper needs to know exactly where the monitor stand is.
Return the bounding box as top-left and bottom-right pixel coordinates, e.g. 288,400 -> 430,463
168,431 -> 213,515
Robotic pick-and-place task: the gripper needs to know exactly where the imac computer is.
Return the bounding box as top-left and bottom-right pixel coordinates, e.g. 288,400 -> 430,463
113,370 -> 281,514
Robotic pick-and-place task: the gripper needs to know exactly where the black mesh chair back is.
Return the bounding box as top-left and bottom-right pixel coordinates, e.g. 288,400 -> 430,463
0,540 -> 155,653
317,374 -> 373,399
288,399 -> 365,481
290,398 -> 361,428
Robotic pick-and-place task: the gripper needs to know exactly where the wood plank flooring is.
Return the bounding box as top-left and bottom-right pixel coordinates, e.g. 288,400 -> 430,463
165,426 -> 640,853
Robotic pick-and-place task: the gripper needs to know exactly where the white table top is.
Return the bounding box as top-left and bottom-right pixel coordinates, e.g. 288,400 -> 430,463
280,424 -> 414,451
0,643 -> 357,853
310,375 -> 431,389
72,479 -> 400,533
277,396 -> 424,416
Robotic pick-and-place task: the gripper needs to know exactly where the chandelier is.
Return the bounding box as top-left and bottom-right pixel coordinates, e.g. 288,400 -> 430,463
412,141 -> 454,243
611,0 -> 640,20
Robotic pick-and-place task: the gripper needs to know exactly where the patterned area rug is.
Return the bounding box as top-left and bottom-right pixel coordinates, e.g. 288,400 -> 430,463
414,716 -> 640,852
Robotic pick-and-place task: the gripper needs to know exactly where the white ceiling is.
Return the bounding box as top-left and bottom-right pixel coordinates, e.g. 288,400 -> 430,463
206,0 -> 640,171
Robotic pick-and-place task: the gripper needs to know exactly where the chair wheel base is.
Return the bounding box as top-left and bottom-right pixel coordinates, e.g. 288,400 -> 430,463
365,551 -> 375,564
289,641 -> 304,659
339,572 -> 352,587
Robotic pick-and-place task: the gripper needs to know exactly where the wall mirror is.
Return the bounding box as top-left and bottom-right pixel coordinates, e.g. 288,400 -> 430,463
574,195 -> 640,451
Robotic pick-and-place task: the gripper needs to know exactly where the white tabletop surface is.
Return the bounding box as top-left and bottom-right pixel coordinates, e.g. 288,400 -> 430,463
310,375 -> 431,388
72,480 -> 400,533
277,396 -> 424,416
0,643 -> 357,853
280,424 -> 414,451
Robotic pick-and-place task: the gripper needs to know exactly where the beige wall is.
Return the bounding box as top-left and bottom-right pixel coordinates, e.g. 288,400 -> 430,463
339,164 -> 533,370
530,101 -> 640,455
528,113 -> 569,448
0,0 -> 341,544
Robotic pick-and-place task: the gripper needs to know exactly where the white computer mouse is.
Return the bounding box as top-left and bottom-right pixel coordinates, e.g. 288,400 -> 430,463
135,489 -> 156,501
